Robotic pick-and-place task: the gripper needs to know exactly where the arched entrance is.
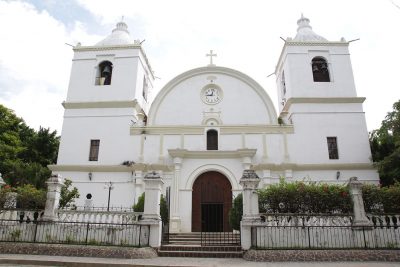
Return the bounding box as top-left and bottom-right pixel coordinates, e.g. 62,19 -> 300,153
192,171 -> 232,232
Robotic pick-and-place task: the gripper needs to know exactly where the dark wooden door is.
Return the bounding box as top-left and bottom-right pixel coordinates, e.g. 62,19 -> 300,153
192,171 -> 232,232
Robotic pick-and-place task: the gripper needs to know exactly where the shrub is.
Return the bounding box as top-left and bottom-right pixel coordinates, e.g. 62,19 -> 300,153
15,184 -> 46,209
258,180 -> 352,214
133,192 -> 169,223
229,193 -> 242,230
363,183 -> 400,213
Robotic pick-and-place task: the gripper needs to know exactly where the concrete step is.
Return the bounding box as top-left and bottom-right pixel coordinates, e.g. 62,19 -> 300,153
160,245 -> 242,252
158,250 -> 243,258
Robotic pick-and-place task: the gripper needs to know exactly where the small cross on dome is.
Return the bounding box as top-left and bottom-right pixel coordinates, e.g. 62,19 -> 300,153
206,50 -> 217,66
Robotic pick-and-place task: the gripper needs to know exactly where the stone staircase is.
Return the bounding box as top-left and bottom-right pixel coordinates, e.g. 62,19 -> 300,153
158,232 -> 243,258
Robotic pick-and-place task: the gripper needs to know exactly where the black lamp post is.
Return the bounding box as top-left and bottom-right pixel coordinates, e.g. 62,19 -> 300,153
104,181 -> 114,211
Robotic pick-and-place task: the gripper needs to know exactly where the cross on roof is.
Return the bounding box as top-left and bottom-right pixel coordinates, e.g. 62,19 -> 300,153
206,50 -> 217,66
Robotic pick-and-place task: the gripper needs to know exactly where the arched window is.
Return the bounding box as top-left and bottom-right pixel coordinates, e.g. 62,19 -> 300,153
207,130 -> 218,150
96,61 -> 113,85
311,57 -> 330,82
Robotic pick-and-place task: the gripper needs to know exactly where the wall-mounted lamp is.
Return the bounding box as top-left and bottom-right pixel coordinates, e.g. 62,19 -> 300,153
336,171 -> 341,180
88,172 -> 92,181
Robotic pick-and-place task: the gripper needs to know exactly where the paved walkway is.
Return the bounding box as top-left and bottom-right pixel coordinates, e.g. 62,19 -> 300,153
0,254 -> 400,267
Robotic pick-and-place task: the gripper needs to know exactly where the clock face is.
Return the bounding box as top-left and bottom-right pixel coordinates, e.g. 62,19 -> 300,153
201,86 -> 222,105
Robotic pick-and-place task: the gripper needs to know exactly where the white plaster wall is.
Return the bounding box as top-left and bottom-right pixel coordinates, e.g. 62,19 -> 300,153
57,108 -> 136,165
288,112 -> 372,164
152,73 -> 271,125
57,171 -> 135,208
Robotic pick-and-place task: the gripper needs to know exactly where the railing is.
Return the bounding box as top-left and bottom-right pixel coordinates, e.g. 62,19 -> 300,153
59,206 -> 135,212
251,225 -> 400,249
0,219 -> 149,247
0,209 -> 143,224
259,213 -> 353,227
0,209 -> 44,221
57,210 -> 142,224
161,222 -> 169,244
201,232 -> 240,246
367,214 -> 400,228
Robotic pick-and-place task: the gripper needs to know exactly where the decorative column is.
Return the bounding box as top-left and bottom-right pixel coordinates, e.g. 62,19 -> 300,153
141,171 -> 164,247
170,156 -> 182,233
348,177 -> 372,226
239,169 -> 261,250
42,174 -> 64,221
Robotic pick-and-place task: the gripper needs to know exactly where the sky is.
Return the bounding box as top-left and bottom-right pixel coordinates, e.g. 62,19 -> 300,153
0,0 -> 399,134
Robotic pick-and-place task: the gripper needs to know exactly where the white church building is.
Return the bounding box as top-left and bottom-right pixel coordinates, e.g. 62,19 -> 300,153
50,15 -> 379,233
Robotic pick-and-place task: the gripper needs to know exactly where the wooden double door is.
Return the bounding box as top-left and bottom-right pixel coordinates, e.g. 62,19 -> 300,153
192,171 -> 232,232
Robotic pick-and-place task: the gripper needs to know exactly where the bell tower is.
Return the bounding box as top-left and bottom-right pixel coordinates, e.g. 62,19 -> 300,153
274,15 -> 374,176
56,21 -> 154,166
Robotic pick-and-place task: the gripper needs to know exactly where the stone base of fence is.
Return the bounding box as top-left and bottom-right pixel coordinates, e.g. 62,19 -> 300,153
244,249 -> 400,262
0,243 -> 157,259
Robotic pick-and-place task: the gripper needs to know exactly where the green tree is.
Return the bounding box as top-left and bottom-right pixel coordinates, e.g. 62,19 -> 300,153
370,100 -> 400,186
59,179 -> 80,209
0,104 -> 59,189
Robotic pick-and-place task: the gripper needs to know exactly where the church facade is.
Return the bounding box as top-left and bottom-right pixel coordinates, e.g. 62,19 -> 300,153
50,16 -> 379,233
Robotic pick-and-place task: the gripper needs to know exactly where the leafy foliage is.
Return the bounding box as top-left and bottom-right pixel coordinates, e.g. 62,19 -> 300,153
59,179 -> 80,209
15,184 -> 46,209
160,194 -> 169,223
133,192 -> 145,212
229,193 -> 242,230
370,99 -> 400,186
0,104 -> 59,189
362,183 -> 400,213
133,192 -> 169,223
258,180 -> 352,214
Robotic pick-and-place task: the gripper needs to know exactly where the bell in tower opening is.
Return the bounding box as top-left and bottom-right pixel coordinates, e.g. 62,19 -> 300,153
98,61 -> 113,85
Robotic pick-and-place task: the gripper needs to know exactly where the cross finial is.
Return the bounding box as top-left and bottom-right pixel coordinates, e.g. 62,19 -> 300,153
206,50 -> 217,66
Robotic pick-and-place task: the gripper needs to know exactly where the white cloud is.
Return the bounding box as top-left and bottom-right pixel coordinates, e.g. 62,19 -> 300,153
0,1 -> 100,132
1,0 -> 399,132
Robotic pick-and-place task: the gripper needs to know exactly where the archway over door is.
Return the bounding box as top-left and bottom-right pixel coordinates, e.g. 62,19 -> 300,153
192,171 -> 232,232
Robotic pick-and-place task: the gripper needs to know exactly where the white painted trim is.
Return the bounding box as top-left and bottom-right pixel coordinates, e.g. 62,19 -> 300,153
184,164 -> 240,190
48,164 -> 173,172
62,100 -> 140,110
130,125 -> 294,135
251,162 -> 375,171
168,148 -> 257,159
282,97 -> 366,113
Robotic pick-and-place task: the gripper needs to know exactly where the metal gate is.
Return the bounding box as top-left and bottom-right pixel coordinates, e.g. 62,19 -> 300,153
161,186 -> 170,244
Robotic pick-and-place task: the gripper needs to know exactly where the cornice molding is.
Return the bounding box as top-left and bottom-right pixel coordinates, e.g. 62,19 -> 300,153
286,41 -> 349,46
282,97 -> 366,113
48,163 -> 173,172
168,148 -> 257,159
62,100 -> 139,110
73,44 -> 141,52
252,162 -> 375,171
130,124 -> 294,135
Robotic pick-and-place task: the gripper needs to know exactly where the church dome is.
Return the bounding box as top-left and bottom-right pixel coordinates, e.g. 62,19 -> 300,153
293,14 -> 327,42
95,21 -> 134,46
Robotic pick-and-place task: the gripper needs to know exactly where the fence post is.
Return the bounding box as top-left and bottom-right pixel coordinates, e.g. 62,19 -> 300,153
140,171 -> 164,248
240,170 -> 261,250
42,174 -> 64,222
348,177 -> 372,227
